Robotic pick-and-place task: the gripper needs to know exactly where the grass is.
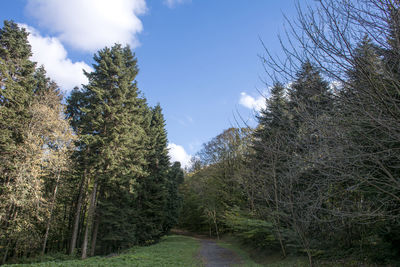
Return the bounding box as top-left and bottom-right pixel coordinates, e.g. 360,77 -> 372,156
7,234 -> 381,267
5,235 -> 202,267
216,238 -> 309,267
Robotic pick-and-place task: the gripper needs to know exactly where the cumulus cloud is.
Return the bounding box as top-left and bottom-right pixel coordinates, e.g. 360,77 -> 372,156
21,24 -> 92,91
164,0 -> 191,8
239,92 -> 266,112
168,143 -> 192,169
26,0 -> 147,52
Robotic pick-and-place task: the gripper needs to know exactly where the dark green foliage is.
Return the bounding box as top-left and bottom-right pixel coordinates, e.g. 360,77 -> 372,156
135,104 -> 170,243
66,44 -> 182,257
179,5 -> 400,261
0,20 -> 36,262
224,208 -> 277,249
288,62 -> 332,125
0,20 -> 35,174
163,162 -> 184,233
67,44 -> 151,254
0,21 -> 187,265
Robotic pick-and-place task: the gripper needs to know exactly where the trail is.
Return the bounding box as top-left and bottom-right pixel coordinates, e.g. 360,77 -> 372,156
199,239 -> 243,267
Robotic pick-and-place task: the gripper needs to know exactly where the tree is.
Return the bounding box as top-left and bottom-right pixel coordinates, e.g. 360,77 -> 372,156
259,0 -> 400,263
67,44 -> 150,258
0,21 -> 75,262
251,82 -> 291,257
179,128 -> 252,239
163,162 -> 184,234
135,104 -> 171,243
0,21 -> 37,263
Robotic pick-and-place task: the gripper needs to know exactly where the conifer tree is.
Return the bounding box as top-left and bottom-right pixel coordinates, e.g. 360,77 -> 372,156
251,82 -> 291,257
0,21 -> 37,263
163,162 -> 184,234
67,44 -> 149,257
288,61 -> 332,128
338,36 -> 400,252
286,62 -> 332,263
0,20 -> 36,202
135,104 -> 170,242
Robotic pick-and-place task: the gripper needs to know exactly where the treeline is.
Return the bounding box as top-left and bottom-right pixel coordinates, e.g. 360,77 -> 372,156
0,21 -> 183,264
179,0 -> 400,265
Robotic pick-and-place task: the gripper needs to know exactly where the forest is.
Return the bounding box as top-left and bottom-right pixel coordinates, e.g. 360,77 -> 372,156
0,20 -> 184,264
179,0 -> 400,266
1,0 -> 400,266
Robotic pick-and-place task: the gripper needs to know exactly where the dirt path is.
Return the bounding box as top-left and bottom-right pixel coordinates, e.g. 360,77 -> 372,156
199,239 -> 243,267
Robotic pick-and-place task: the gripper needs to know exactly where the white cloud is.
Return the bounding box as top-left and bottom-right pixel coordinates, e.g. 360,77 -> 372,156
168,143 -> 192,169
21,24 -> 92,91
164,0 -> 191,8
239,92 -> 266,112
26,0 -> 147,52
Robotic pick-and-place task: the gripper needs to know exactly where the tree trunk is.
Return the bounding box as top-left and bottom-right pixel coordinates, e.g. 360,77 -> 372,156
212,210 -> 219,240
1,241 -> 10,265
90,213 -> 100,257
69,169 -> 87,255
81,176 -> 98,259
42,171 -> 61,256
272,159 -> 286,258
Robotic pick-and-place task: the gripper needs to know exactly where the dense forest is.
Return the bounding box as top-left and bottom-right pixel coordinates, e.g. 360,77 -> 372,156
179,0 -> 400,266
0,21 -> 184,264
2,0 -> 400,266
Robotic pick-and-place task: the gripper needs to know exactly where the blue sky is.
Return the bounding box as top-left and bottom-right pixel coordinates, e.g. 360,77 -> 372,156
0,0 -> 302,167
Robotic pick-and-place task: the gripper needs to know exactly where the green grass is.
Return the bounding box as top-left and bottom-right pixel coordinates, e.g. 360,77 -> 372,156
5,235 -> 202,267
8,234 -> 379,267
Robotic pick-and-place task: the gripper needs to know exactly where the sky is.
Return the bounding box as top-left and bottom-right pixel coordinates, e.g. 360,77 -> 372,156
0,0 -> 303,168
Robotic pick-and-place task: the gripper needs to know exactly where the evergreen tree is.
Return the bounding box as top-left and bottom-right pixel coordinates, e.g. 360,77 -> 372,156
285,63 -> 332,262
135,104 -> 170,243
0,20 -> 35,197
288,61 -> 332,128
163,162 -> 184,234
0,21 -> 37,263
251,82 -> 291,257
67,44 -> 150,257
339,36 -> 400,256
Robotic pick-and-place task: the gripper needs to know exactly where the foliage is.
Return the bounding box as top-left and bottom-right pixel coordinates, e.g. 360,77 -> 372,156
0,21 -> 75,263
223,208 -> 276,249
180,1 -> 400,265
0,22 -> 183,264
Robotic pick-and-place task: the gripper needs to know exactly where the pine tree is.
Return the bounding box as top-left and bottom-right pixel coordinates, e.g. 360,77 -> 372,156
0,21 -> 37,263
135,104 -> 170,243
279,63 -> 332,262
288,61 -> 332,128
163,162 -> 184,234
0,20 -> 36,196
67,44 -> 149,257
339,35 -> 400,253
